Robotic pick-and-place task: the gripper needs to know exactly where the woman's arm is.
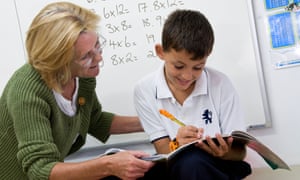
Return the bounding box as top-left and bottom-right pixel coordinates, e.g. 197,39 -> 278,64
50,150 -> 154,180
109,115 -> 144,134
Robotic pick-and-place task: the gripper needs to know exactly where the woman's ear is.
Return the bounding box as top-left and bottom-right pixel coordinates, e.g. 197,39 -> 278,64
155,44 -> 165,60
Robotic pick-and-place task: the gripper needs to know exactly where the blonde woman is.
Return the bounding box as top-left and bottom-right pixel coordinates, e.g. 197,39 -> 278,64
0,2 -> 161,179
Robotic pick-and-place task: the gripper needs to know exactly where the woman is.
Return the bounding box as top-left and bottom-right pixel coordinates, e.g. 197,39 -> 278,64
0,2 -> 154,179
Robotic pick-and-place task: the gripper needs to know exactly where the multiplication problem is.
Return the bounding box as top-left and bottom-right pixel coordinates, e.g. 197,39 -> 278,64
102,4 -> 130,19
108,36 -> 137,49
137,0 -> 184,13
105,20 -> 133,33
110,52 -> 138,66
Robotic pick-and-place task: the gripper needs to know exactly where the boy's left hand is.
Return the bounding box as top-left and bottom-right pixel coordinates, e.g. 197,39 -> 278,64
195,133 -> 234,159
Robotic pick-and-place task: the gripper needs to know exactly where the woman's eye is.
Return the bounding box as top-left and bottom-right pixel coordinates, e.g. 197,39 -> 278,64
81,53 -> 90,61
96,41 -> 100,48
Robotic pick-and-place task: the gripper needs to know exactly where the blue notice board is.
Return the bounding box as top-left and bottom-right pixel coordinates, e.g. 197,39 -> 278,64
268,12 -> 295,48
265,0 -> 289,9
250,0 -> 300,69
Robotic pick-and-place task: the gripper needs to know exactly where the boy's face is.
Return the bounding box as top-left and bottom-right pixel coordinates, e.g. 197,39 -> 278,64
155,44 -> 207,93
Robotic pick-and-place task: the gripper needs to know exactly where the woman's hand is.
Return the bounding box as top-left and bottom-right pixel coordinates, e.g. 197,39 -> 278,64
50,150 -> 154,180
103,150 -> 154,180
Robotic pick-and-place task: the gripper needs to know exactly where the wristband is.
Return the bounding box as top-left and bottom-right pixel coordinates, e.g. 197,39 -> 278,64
169,138 -> 179,152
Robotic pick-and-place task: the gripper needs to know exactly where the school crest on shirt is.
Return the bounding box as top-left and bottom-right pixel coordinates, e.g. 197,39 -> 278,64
202,109 -> 212,124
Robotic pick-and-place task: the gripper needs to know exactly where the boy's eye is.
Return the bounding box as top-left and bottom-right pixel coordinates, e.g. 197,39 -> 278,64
193,66 -> 203,70
174,65 -> 184,69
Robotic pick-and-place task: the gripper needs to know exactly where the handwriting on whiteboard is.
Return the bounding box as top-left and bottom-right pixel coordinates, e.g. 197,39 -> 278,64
85,0 -> 185,67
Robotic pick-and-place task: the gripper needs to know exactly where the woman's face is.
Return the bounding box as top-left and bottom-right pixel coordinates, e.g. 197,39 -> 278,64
71,31 -> 103,78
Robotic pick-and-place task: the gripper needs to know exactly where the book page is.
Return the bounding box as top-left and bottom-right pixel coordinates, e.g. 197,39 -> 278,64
232,131 -> 290,170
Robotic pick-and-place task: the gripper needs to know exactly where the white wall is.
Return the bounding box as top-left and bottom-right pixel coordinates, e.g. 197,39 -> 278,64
1,0 -> 300,169
0,0 -> 24,91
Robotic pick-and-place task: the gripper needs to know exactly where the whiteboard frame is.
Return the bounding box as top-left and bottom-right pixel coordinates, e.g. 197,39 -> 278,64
246,0 -> 272,129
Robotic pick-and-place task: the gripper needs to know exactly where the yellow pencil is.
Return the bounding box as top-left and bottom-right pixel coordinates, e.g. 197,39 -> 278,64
159,109 -> 185,126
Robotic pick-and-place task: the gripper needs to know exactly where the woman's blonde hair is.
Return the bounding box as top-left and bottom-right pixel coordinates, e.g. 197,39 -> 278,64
26,2 -> 100,92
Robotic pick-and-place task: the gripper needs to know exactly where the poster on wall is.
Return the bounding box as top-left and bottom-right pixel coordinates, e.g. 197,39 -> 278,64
260,0 -> 300,69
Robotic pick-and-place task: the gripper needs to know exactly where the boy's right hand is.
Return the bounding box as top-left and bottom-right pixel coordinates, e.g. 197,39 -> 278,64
176,126 -> 204,146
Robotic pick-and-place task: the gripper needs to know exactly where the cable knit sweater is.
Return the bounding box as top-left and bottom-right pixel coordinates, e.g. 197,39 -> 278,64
0,64 -> 114,179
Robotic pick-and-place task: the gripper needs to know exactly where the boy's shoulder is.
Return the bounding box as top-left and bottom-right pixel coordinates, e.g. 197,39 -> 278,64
204,67 -> 230,81
204,66 -> 227,77
136,64 -> 163,86
204,67 -> 236,92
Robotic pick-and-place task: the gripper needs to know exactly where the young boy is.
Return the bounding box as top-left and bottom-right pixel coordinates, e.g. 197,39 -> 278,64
134,9 -> 252,179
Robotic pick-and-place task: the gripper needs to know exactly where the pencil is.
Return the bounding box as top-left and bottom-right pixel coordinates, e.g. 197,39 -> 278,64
159,109 -> 185,126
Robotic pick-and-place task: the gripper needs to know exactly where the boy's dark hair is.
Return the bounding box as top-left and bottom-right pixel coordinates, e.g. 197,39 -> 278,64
162,9 -> 214,60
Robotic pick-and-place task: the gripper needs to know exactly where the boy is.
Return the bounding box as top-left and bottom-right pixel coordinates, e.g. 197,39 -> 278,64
134,9 -> 251,179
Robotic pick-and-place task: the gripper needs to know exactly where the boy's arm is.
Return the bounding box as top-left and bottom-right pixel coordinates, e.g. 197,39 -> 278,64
153,138 -> 172,154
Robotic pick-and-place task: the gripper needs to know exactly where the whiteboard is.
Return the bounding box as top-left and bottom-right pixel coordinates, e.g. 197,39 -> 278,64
14,0 -> 271,144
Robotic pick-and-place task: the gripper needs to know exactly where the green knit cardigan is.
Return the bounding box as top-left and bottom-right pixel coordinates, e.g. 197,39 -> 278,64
0,64 -> 114,179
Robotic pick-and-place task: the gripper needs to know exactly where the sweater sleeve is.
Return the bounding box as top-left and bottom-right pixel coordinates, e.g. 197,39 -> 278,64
8,71 -> 60,179
88,92 -> 114,143
78,77 -> 114,143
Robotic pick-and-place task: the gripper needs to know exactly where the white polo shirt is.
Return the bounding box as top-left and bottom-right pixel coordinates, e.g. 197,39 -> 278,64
134,63 -> 246,142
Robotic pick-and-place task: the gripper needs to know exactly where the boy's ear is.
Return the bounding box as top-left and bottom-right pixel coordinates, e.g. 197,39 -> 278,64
155,44 -> 164,59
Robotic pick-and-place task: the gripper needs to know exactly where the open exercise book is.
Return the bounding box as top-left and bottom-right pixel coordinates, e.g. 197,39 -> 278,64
100,130 -> 290,170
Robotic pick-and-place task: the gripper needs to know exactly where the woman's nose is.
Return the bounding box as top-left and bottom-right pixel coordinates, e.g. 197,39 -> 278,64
93,47 -> 103,63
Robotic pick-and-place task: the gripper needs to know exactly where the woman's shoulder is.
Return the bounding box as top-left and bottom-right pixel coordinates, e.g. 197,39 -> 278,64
12,63 -> 39,78
8,63 -> 46,89
2,64 -> 52,104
